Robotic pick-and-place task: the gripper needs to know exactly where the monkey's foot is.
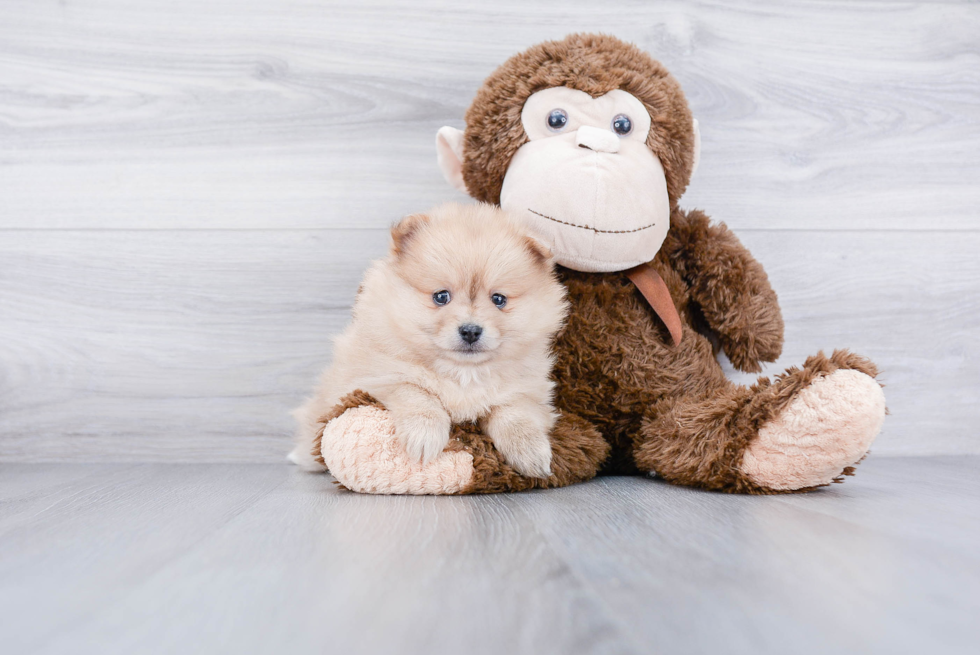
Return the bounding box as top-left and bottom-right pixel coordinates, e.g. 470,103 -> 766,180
740,367 -> 886,491
319,405 -> 475,495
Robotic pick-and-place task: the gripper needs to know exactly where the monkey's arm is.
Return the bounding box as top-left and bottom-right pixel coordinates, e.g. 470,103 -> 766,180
662,208 -> 784,373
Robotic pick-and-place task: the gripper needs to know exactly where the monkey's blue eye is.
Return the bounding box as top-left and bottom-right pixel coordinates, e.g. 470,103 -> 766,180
547,109 -> 568,131
491,293 -> 507,309
433,290 -> 451,306
612,114 -> 632,136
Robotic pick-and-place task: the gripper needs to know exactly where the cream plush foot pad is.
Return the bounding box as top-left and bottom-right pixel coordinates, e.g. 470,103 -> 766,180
319,405 -> 474,495
741,369 -> 887,490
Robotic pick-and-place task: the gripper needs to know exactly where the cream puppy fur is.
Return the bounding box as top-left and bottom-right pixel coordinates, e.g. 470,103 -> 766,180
290,202 -> 569,478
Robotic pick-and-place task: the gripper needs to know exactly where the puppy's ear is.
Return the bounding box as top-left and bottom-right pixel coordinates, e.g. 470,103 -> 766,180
523,235 -> 553,266
391,213 -> 430,256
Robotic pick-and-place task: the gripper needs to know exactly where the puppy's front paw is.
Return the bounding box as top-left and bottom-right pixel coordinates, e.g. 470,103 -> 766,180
395,411 -> 452,464
489,423 -> 553,479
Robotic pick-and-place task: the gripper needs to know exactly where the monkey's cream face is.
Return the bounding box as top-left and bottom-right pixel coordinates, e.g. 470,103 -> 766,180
499,87 -> 671,273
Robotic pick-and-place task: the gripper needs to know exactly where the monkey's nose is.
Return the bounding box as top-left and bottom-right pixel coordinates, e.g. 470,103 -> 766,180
576,125 -> 621,153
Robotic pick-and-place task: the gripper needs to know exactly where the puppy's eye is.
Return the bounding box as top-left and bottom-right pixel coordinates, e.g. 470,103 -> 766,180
612,114 -> 632,136
432,290 -> 451,306
547,109 -> 568,132
491,293 -> 507,309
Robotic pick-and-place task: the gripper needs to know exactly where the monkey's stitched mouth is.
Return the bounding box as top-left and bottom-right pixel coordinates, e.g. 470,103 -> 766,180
527,209 -> 656,234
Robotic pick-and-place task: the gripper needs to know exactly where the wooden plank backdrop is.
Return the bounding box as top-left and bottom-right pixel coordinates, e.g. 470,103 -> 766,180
1,0 -> 978,461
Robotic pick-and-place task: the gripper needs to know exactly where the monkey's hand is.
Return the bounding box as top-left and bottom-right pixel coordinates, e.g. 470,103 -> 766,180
664,208 -> 784,373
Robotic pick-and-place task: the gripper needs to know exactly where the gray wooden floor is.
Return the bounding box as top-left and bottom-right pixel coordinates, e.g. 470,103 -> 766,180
1,457 -> 977,655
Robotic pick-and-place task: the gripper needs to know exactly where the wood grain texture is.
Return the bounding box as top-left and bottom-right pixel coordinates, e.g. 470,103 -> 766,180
0,229 -> 977,461
0,458 -> 977,654
0,229 -> 385,461
1,1 -> 978,461
0,0 -> 977,230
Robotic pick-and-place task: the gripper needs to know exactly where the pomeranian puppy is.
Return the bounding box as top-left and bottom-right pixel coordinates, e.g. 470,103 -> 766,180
290,202 -> 569,478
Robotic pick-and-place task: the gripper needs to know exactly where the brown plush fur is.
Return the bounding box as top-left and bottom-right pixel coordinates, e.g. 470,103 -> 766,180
634,349 -> 878,494
456,34 -> 880,493
447,410 -> 609,494
548,206 -> 790,482
318,34 -> 882,495
462,33 -> 696,208
318,391 -> 610,494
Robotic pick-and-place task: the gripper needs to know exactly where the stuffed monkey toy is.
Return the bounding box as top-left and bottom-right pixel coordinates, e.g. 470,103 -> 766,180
303,33 -> 886,495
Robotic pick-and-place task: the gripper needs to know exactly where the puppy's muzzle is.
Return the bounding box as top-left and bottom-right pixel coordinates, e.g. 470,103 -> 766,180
458,323 -> 483,345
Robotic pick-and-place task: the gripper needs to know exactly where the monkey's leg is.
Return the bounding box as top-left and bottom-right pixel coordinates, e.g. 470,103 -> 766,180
316,392 -> 609,495
457,410 -> 610,494
634,350 -> 886,493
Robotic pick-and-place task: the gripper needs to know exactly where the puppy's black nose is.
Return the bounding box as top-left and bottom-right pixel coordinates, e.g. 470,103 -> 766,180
458,323 -> 483,344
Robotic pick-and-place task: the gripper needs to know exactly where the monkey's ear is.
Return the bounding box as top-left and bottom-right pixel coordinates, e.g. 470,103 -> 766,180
391,213 -> 431,256
436,126 -> 468,194
691,118 -> 701,178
